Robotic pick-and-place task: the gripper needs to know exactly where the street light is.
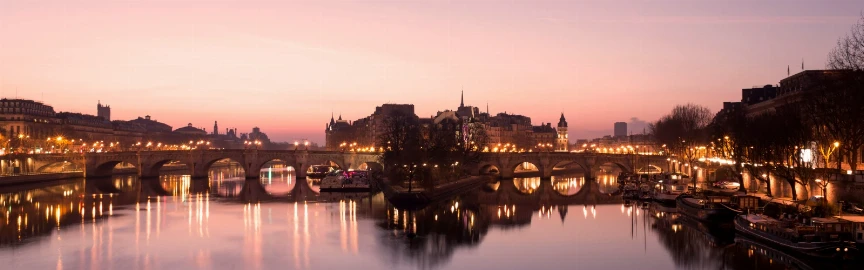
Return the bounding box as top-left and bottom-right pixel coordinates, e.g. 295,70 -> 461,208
815,178 -> 829,214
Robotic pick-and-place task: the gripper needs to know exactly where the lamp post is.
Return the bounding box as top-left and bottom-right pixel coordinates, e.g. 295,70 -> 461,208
815,178 -> 829,216
833,141 -> 841,171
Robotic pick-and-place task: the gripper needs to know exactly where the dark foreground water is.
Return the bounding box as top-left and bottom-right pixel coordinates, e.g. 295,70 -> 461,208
0,169 -> 836,269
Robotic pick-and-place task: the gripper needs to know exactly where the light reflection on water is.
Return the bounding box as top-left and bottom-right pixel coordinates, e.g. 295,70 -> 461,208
0,170 -> 836,270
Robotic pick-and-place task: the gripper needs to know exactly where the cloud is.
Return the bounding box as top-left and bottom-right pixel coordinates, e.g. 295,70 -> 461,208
628,117 -> 650,135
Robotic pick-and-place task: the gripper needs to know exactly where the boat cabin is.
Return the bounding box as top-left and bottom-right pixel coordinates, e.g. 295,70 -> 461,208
662,183 -> 687,194
810,217 -> 855,242
835,215 -> 864,244
741,214 -> 852,242
731,195 -> 761,211
706,196 -> 731,204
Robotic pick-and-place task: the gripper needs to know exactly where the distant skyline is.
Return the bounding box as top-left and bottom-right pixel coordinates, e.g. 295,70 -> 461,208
1,0 -> 861,143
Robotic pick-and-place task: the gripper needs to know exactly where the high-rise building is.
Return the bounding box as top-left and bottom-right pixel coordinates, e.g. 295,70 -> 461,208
97,101 -> 111,121
614,122 -> 627,137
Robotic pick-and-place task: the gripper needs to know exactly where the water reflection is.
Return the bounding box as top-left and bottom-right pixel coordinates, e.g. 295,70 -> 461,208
0,174 -> 858,270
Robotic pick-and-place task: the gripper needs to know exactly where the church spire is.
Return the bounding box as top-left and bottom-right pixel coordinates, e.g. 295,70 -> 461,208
329,112 -> 335,125
460,87 -> 464,107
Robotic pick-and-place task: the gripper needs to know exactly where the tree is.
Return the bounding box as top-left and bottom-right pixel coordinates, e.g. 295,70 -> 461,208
651,104 -> 712,190
825,13 -> 864,170
800,71 -> 864,171
377,110 -> 423,191
828,12 -> 864,70
742,112 -> 780,197
769,107 -> 814,201
378,111 -> 489,191
709,105 -> 750,191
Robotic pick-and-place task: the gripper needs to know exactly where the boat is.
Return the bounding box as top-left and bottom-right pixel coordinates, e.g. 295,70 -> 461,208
307,165 -> 336,178
652,181 -> 687,205
320,169 -> 371,191
622,182 -> 640,199
734,236 -> 816,270
719,194 -> 762,214
834,215 -> 864,249
734,214 -> 858,258
676,195 -> 736,222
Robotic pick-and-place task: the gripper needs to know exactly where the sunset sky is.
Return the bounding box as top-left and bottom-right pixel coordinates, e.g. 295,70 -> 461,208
1,0 -> 861,143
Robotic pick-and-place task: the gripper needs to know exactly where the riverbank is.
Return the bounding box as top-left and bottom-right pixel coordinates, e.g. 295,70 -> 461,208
0,172 -> 84,185
381,176 -> 491,209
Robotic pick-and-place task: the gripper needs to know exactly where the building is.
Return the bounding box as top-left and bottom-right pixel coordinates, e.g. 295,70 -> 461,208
557,113 -> 568,152
614,122 -> 627,137
325,92 -> 570,152
56,112 -> 115,141
532,123 -> 556,149
721,69 -> 864,171
0,99 -> 60,140
174,123 -> 208,136
745,70 -> 852,117
242,127 -> 272,145
0,99 -> 272,151
741,85 -> 778,106
97,101 -> 111,121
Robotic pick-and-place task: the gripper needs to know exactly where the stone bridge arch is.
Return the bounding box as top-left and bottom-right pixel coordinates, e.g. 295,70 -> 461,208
248,151 -> 299,176
139,151 -> 196,178
85,153 -> 139,178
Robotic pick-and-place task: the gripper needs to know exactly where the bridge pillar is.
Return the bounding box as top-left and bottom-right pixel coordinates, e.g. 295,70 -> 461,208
500,169 -> 514,179
541,166 -> 553,179
245,167 -> 259,180
295,162 -> 307,179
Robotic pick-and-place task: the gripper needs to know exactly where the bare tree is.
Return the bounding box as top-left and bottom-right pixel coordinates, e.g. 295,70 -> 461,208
377,110 -> 422,191
710,105 -> 750,191
823,13 -> 864,170
378,112 -> 489,191
828,12 -> 864,70
652,103 -> 712,189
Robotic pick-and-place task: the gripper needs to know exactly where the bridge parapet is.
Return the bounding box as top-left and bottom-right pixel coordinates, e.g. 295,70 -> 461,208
8,150 -> 379,180
474,152 -> 667,179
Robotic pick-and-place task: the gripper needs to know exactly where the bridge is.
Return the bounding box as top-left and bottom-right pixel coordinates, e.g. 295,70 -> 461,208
474,178 -> 623,206
4,150 -> 668,180
474,152 -> 669,179
5,150 -> 379,179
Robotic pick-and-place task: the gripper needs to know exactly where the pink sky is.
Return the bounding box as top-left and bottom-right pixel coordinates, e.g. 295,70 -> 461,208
0,0 -> 860,143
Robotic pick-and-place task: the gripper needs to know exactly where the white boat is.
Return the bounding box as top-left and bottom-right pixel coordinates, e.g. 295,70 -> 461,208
653,181 -> 687,205
320,170 -> 371,191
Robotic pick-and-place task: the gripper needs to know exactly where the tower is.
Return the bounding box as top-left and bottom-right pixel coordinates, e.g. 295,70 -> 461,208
556,113 -> 568,152
97,101 -> 111,121
614,122 -> 628,137
213,121 -> 219,135
460,88 -> 464,108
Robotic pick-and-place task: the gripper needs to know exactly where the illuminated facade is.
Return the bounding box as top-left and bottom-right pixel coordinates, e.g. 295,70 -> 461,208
557,113 -> 568,152
0,99 -> 258,151
325,93 -> 571,152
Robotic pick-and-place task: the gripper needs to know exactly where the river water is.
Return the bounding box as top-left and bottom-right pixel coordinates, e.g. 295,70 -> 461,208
0,167 -> 832,269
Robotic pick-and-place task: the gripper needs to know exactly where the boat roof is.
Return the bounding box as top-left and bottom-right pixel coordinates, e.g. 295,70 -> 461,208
743,214 -> 776,224
835,215 -> 864,223
682,197 -> 703,204
811,217 -> 844,224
